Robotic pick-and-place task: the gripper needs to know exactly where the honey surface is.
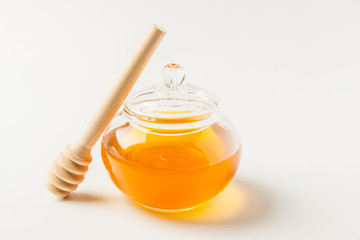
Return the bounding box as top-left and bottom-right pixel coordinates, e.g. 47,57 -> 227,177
101,122 -> 241,210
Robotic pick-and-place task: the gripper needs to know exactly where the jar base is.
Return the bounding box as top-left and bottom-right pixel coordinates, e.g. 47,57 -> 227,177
136,202 -> 208,213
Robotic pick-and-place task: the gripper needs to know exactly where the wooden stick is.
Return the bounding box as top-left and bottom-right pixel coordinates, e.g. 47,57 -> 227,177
46,25 -> 166,198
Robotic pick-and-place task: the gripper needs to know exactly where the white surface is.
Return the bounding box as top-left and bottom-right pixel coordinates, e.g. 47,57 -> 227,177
1,0 -> 359,239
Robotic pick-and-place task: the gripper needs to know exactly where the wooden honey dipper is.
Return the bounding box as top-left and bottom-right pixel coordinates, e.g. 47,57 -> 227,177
46,25 -> 166,198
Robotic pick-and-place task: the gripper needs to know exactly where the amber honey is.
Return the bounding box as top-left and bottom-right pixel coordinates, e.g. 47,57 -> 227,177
101,121 -> 241,211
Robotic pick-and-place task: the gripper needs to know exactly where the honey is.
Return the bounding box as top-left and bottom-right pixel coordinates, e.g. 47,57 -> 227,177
101,121 -> 241,211
101,63 -> 242,212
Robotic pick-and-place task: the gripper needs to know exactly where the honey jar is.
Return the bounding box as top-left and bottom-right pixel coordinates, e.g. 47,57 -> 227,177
101,63 -> 242,212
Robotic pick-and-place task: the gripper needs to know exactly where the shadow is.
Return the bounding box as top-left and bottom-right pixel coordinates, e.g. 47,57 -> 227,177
64,192 -> 109,203
136,178 -> 272,226
59,178 -> 271,226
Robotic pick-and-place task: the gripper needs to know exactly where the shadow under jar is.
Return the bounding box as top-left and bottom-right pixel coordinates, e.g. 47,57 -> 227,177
101,64 -> 242,212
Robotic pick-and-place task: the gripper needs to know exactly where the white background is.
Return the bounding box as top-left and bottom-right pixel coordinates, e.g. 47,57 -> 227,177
0,0 -> 359,239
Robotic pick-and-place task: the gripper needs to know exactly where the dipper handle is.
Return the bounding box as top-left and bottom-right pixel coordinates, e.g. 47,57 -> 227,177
46,25 -> 166,197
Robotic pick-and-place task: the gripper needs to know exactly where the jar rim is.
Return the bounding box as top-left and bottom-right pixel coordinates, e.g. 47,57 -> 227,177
123,83 -> 219,134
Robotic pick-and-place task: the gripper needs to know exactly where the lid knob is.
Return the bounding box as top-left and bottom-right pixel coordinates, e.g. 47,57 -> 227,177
161,63 -> 185,89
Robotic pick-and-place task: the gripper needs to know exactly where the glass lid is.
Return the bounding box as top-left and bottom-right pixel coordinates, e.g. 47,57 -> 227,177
123,63 -> 219,127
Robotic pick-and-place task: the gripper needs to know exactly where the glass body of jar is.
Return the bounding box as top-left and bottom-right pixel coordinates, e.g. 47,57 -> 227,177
101,110 -> 241,212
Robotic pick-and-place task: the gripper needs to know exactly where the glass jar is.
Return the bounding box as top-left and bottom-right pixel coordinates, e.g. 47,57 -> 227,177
101,63 -> 242,212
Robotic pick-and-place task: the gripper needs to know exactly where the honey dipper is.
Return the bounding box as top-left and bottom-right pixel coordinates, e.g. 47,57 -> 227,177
46,25 -> 166,198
